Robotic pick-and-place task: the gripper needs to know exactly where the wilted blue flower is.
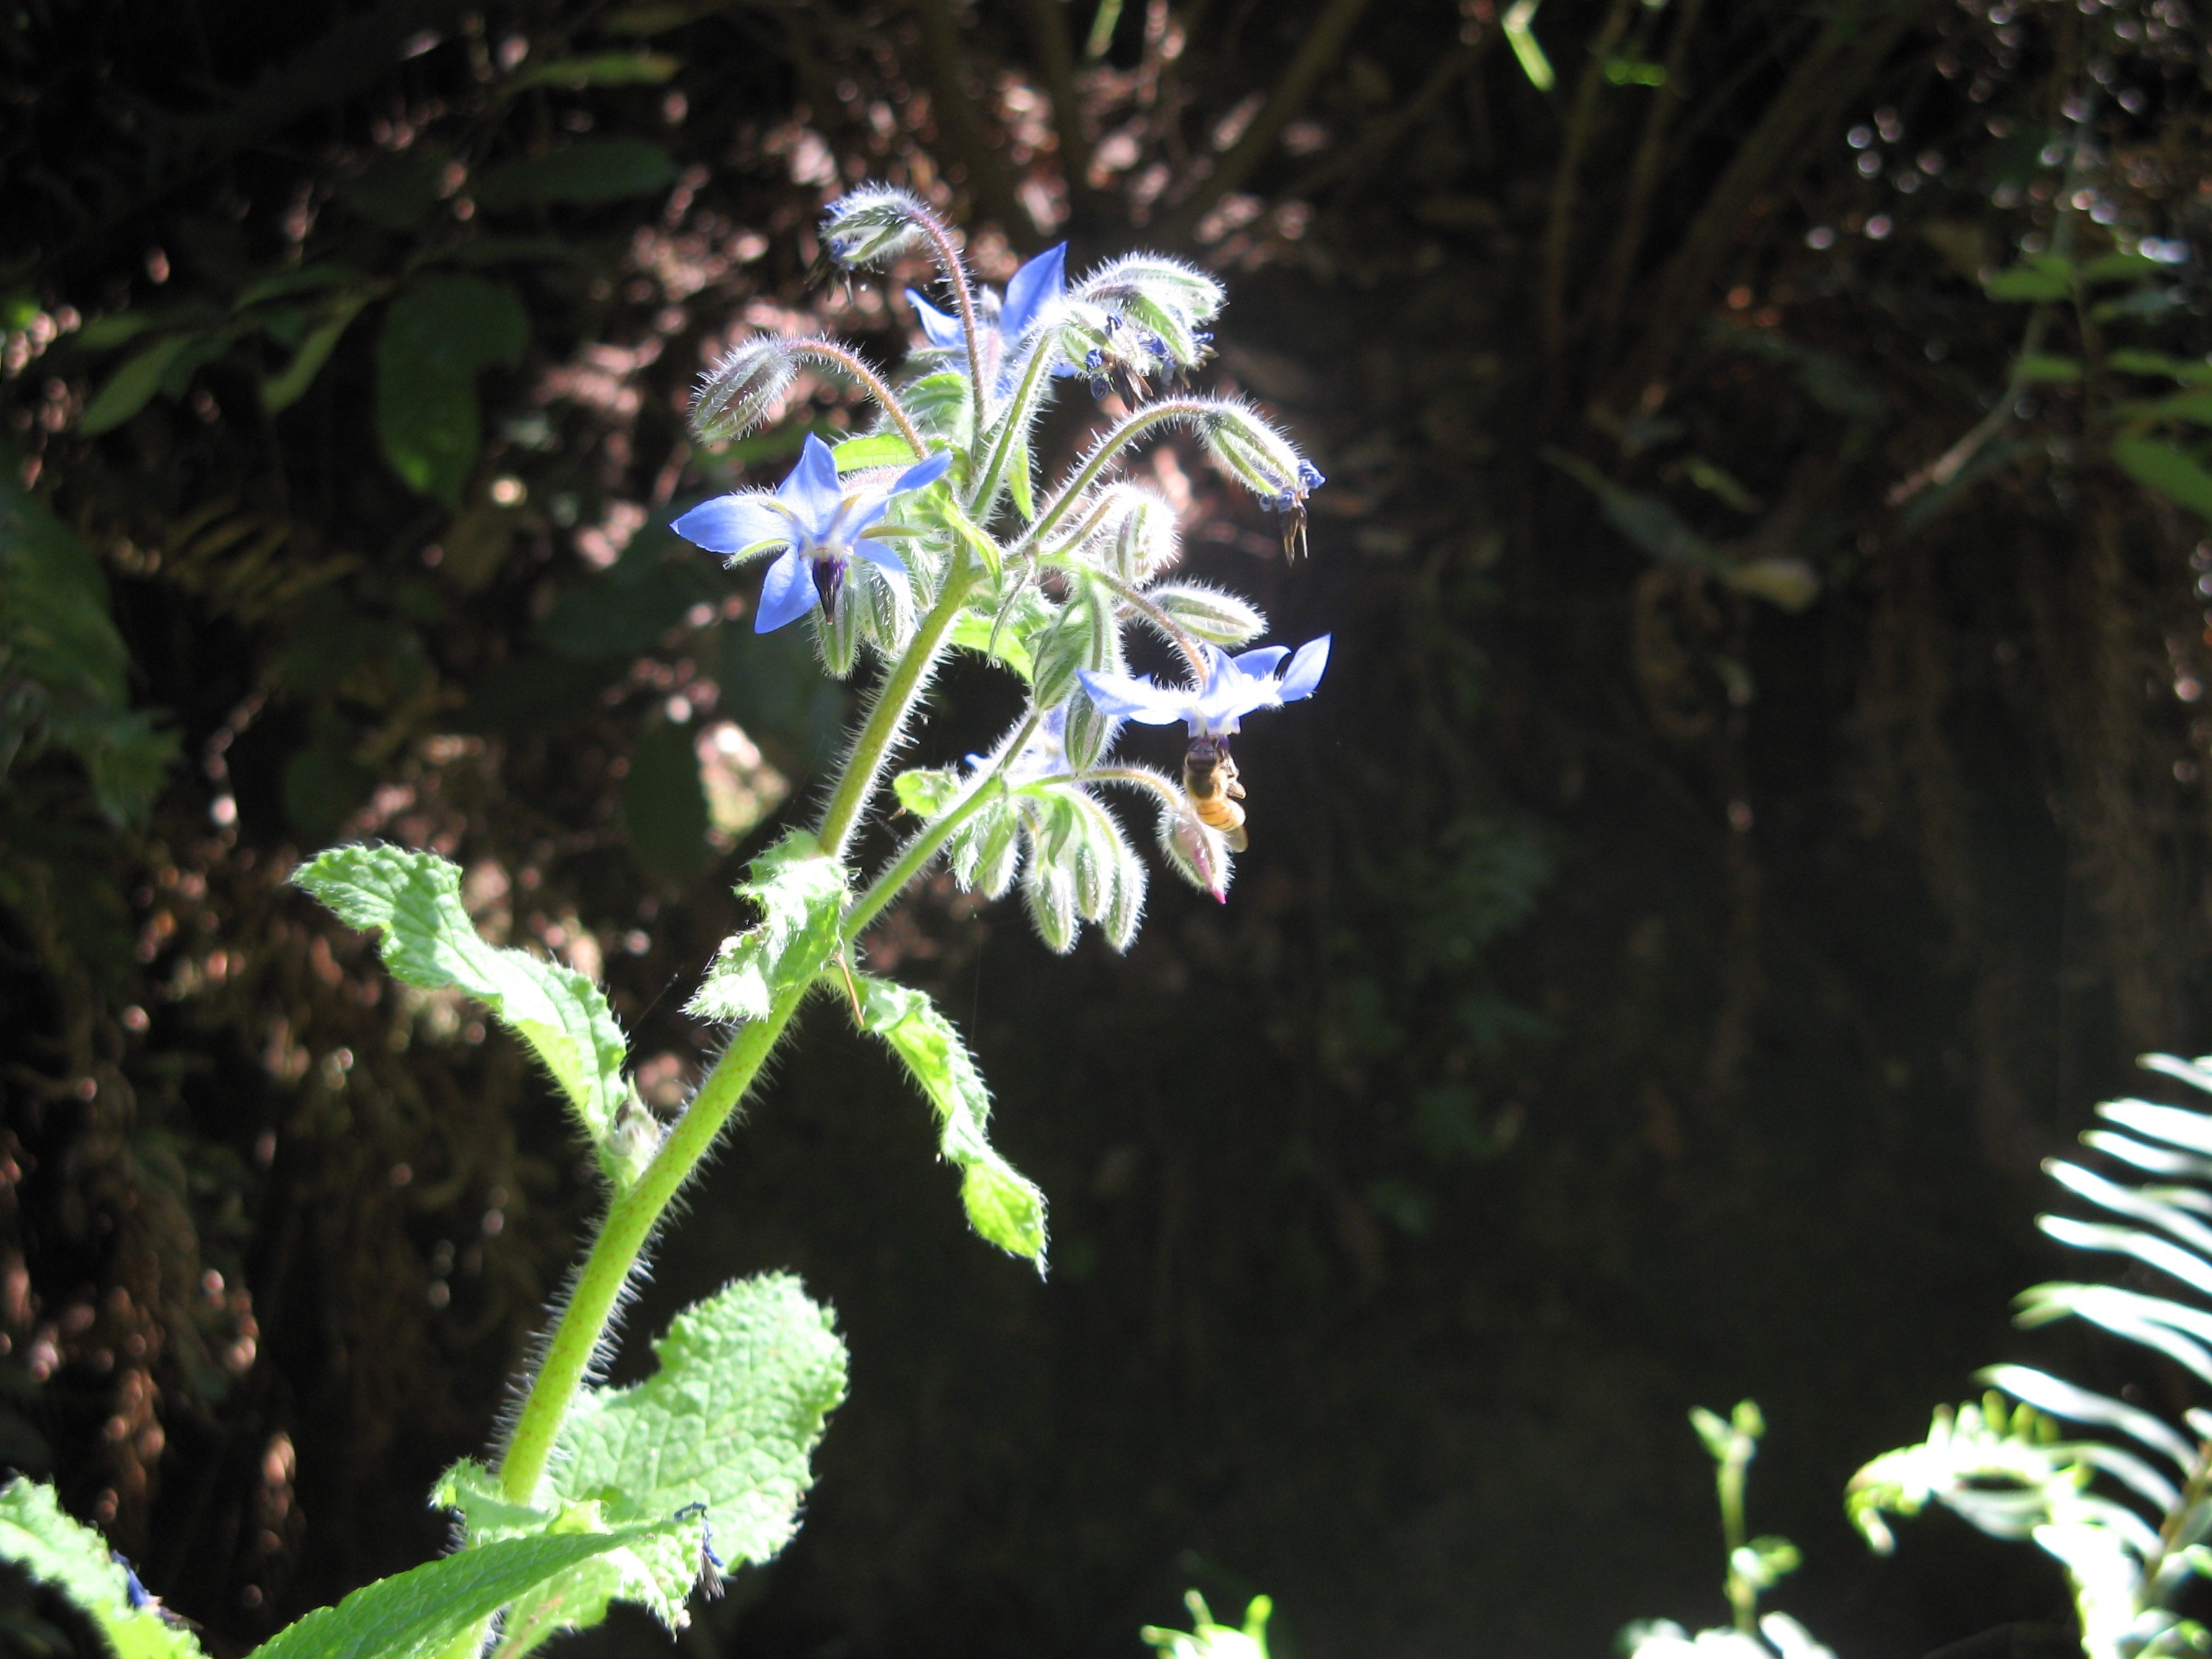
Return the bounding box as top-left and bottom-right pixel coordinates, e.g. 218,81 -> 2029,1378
907,243 -> 1068,393
1079,637 -> 1330,736
673,433 -> 950,632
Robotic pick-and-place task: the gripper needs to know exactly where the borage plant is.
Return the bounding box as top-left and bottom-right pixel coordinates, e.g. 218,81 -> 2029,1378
0,188 -> 1328,1657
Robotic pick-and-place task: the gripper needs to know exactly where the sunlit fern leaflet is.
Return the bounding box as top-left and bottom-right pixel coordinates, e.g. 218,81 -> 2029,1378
1850,1054 -> 2212,1659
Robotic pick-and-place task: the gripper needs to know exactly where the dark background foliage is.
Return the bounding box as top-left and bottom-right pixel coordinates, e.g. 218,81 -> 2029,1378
4,0 -> 2211,1654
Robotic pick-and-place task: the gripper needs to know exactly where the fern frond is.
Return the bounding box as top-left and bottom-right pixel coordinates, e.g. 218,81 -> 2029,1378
1851,1053 -> 2212,1659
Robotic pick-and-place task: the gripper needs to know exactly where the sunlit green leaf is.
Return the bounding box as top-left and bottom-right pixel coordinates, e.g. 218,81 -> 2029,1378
550,1274 -> 846,1579
831,432 -> 924,472
687,832 -> 845,1024
893,766 -> 966,818
248,1523 -> 685,1659
846,974 -> 1048,1263
0,1480 -> 207,1659
946,609 -> 1034,679
293,845 -> 643,1187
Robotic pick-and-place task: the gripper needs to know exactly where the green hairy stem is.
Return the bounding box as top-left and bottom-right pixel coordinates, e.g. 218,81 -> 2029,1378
495,977 -> 808,1503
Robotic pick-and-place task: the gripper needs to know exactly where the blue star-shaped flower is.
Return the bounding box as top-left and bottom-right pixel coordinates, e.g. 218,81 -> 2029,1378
1078,637 -> 1331,736
672,434 -> 950,632
906,243 -> 1069,393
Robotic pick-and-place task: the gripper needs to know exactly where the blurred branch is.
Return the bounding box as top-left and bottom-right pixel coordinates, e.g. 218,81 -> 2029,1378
1596,0 -> 1926,418
911,0 -> 1036,235
1591,0 -> 1711,366
1158,0 -> 1376,241
1541,0 -> 1640,364
1280,38 -> 1485,202
1017,0 -> 1100,227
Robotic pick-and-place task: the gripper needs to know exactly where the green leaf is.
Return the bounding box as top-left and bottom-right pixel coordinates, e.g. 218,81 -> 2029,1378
2112,433 -> 2212,518
832,432 -> 923,472
263,295 -> 370,414
847,974 -> 1048,1263
474,138 -> 678,210
946,608 -> 1035,680
431,1463 -> 688,1655
247,1523 -> 685,1659
2078,251 -> 2164,284
893,766 -> 966,818
2108,349 -> 2212,385
78,335 -> 198,435
550,1274 -> 846,1576
1,474 -> 178,824
293,845 -> 646,1187
1543,450 -> 1722,571
376,275 -> 529,506
233,265 -> 366,310
1984,256 -> 2074,302
686,832 -> 845,1024
2118,390 -> 2212,427
0,1480 -> 207,1659
436,1280 -> 845,1653
2014,354 -> 2083,384
504,52 -> 680,90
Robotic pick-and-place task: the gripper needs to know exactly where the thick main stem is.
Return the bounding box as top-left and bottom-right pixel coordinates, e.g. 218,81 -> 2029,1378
814,554 -> 980,863
497,980 -> 810,1503
842,712 -> 1043,943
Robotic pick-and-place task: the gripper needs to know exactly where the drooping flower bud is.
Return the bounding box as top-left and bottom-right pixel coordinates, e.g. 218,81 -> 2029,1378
1141,580 -> 1266,647
690,337 -> 796,442
819,185 -> 931,269
1071,256 -> 1225,370
1158,806 -> 1231,902
1095,485 -> 1181,583
1198,403 -> 1323,558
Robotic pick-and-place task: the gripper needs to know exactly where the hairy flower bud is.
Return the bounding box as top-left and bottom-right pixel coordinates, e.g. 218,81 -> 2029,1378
1071,256 -> 1224,370
819,185 -> 931,269
1158,806 -> 1231,902
1022,858 -> 1078,953
1198,403 -> 1323,557
1142,581 -> 1266,647
1199,404 -> 1309,504
1097,485 -> 1180,582
691,337 -> 796,442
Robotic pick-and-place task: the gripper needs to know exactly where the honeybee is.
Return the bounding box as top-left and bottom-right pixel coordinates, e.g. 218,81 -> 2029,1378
1183,734 -> 1249,852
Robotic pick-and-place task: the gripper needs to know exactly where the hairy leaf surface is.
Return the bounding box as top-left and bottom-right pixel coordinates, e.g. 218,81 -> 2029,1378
0,1479 -> 207,1659
294,845 -> 641,1185
848,974 -> 1047,1263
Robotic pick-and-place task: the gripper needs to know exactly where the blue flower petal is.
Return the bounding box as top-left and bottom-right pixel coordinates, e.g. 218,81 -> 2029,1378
672,493 -> 791,557
754,549 -> 818,633
1277,635 -> 1331,703
894,449 -> 953,493
1001,243 -> 1066,339
1227,644 -> 1290,681
1078,670 -> 1192,725
905,289 -> 967,351
853,537 -> 908,575
780,434 -> 845,524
